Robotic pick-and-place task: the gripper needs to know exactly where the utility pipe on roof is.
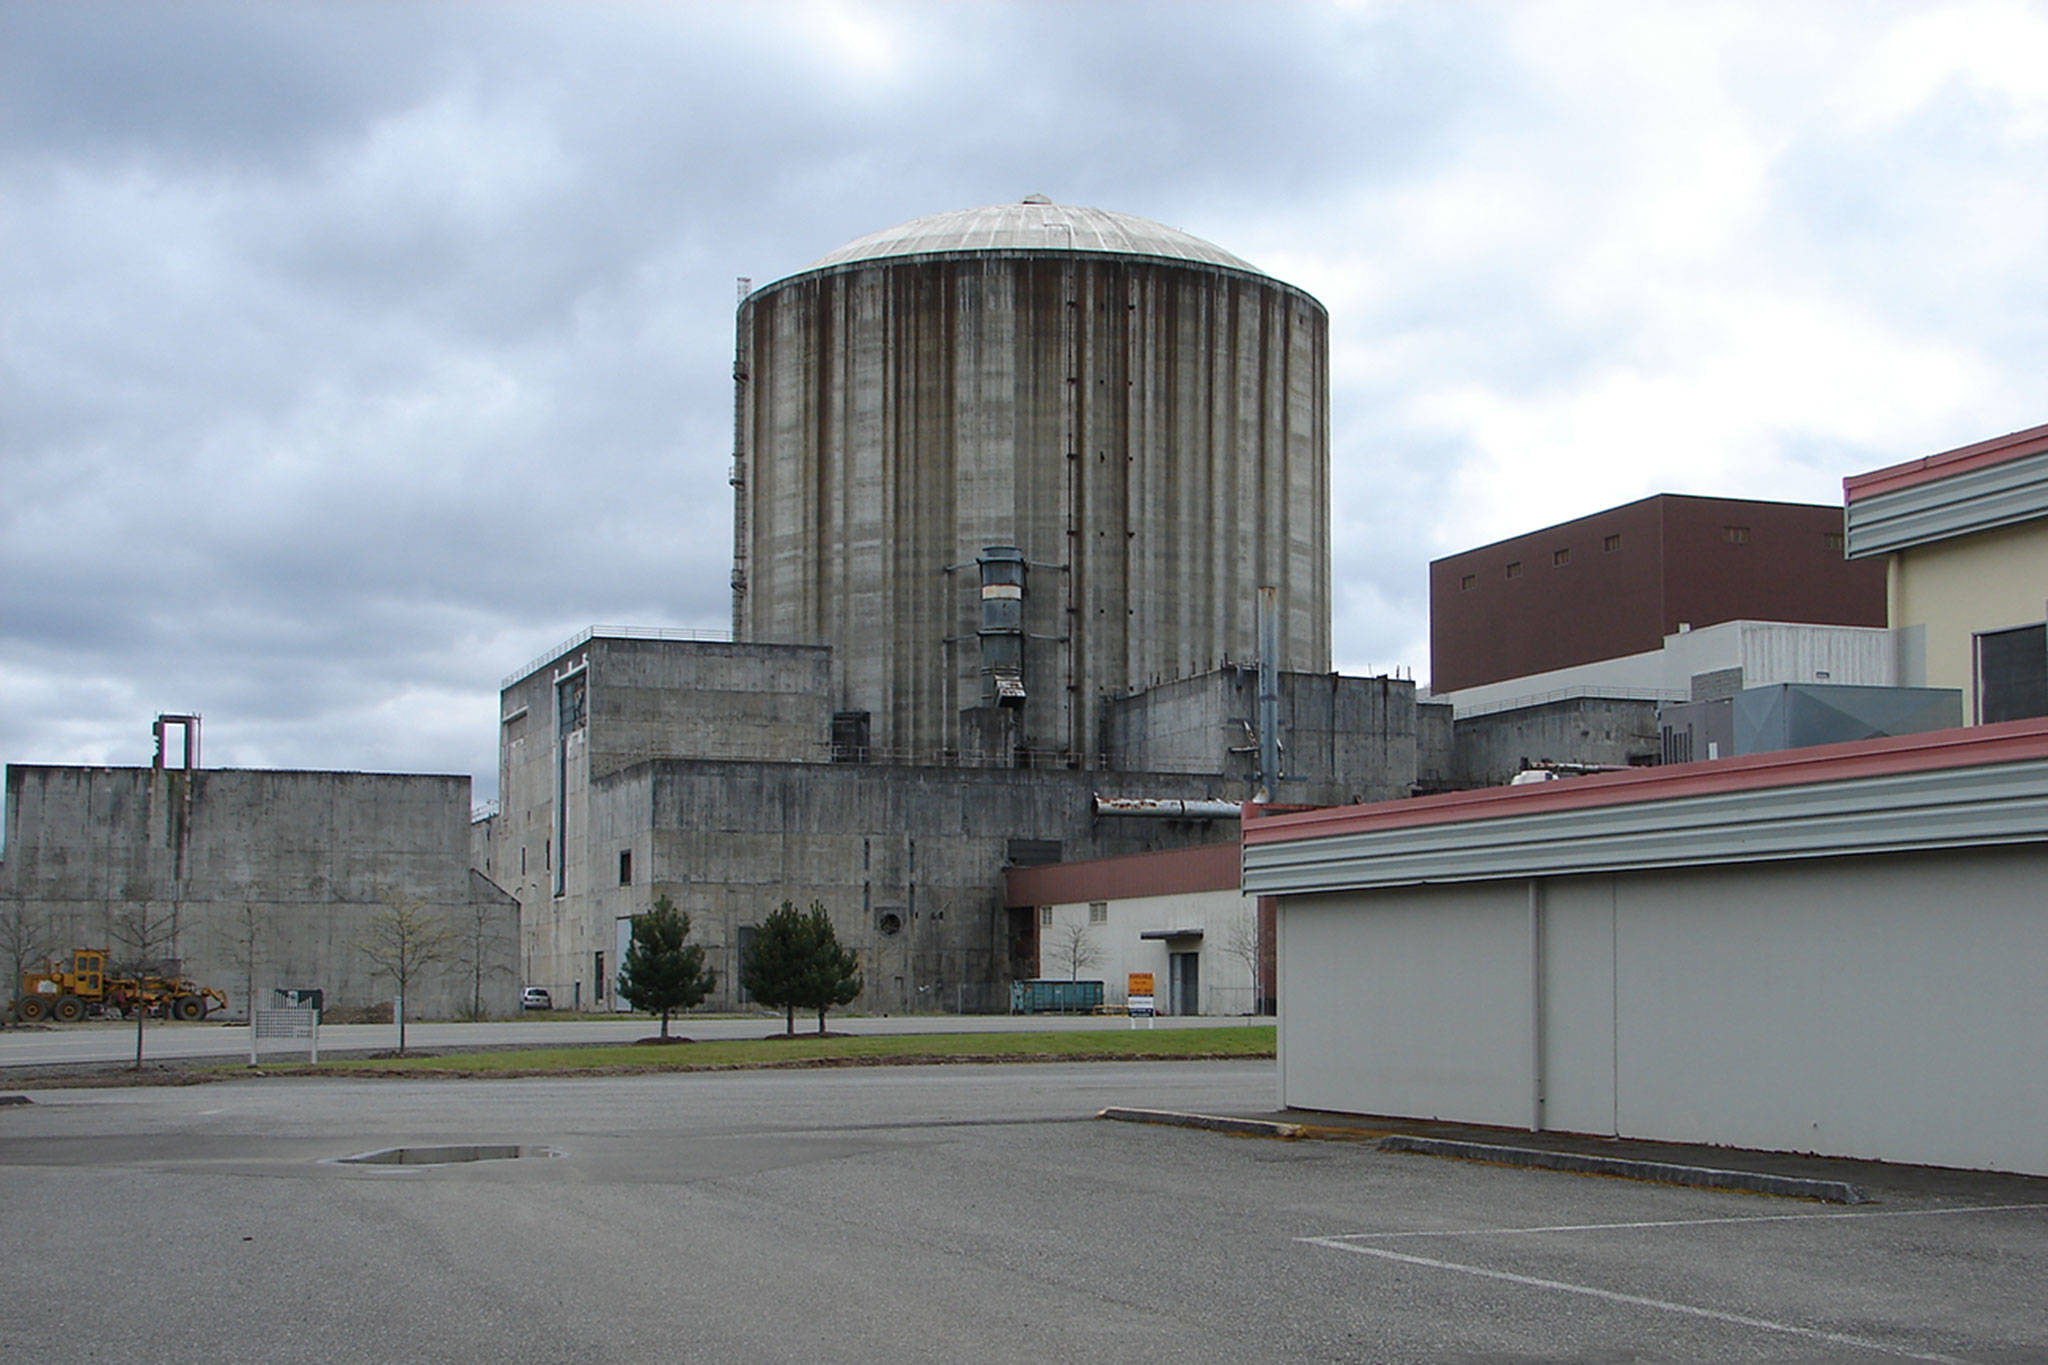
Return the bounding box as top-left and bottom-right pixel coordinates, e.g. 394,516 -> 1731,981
1092,796 -> 1244,819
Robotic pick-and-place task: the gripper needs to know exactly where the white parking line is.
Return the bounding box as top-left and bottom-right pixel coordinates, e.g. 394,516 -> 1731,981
1318,1201 -> 2048,1241
1301,1237 -> 1968,1363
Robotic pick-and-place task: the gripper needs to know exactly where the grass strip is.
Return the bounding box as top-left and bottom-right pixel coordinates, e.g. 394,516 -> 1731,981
240,1025 -> 1276,1078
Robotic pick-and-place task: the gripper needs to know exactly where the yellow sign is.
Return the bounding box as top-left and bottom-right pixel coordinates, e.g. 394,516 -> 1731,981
1128,972 -> 1154,995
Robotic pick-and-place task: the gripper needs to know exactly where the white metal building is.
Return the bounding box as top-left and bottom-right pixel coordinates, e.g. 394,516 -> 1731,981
1006,842 -> 1266,1017
1243,720 -> 2048,1175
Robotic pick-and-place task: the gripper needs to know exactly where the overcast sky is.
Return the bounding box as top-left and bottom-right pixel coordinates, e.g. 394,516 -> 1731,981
6,0 -> 2046,807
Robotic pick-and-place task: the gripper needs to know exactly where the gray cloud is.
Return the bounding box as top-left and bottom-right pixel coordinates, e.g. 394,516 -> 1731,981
6,0 -> 2046,804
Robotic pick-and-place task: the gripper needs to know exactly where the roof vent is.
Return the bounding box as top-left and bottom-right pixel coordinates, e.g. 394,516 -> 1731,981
1021,192 -> 1053,205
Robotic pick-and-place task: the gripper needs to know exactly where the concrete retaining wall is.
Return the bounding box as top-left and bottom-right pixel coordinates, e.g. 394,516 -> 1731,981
1,765 -> 517,1018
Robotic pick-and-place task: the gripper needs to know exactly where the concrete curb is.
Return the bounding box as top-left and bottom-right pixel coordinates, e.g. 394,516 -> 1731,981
1377,1134 -> 1871,1204
1098,1106 -> 1304,1139
1099,1108 -> 1871,1203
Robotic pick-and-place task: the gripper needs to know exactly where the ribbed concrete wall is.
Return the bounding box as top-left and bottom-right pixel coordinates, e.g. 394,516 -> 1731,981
733,247 -> 1329,765
1103,667 -> 1420,804
0,765 -> 517,1018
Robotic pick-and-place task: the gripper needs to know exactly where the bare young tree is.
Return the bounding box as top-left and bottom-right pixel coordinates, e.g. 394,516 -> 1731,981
217,903 -> 268,1020
360,898 -> 455,1054
1046,921 -> 1103,982
0,905 -> 51,1014
1222,917 -> 1263,1016
453,897 -> 514,1020
108,903 -> 179,1070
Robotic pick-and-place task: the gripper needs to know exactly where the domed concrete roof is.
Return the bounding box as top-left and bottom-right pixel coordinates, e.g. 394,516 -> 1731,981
805,195 -> 1263,274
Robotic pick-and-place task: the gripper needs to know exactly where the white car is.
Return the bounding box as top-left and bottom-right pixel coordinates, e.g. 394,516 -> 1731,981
520,987 -> 553,1011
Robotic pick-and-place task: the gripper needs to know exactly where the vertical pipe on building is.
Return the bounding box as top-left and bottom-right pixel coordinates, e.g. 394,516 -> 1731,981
1062,260 -> 1081,763
1257,586 -> 1280,800
1529,876 -> 1547,1133
731,280 -> 752,636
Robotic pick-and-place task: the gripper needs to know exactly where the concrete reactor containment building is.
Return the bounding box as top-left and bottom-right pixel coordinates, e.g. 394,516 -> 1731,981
482,198 -> 1441,1014
731,196 -> 1331,767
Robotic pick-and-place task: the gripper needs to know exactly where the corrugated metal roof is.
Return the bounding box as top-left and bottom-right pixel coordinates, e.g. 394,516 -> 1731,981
805,197 -> 1263,274
1240,718 -> 2048,894
1844,419 -> 2048,502
1843,444 -> 2048,558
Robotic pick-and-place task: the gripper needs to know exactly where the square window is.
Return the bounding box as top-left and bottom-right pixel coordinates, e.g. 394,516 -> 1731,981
1722,525 -> 1751,545
1459,573 -> 1476,591
1825,531 -> 1845,552
1977,622 -> 2047,723
1505,561 -> 1522,579
1603,534 -> 1622,552
1089,900 -> 1108,925
1552,548 -> 1570,567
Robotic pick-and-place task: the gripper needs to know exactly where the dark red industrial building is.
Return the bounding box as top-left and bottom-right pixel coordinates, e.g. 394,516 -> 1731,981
1430,494 -> 1887,694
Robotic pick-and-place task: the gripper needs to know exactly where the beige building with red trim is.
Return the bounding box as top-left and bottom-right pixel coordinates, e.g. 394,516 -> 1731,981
1845,420 -> 2048,725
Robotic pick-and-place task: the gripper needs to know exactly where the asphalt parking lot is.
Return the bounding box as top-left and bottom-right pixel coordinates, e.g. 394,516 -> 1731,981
3,1060 -> 2043,1362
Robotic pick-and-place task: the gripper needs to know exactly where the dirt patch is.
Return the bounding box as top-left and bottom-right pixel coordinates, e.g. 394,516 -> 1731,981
323,1003 -> 394,1025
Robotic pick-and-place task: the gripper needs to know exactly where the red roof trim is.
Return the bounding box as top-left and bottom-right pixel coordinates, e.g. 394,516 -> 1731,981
1843,421 -> 2048,502
1005,840 -> 1241,908
1242,718 -> 2048,847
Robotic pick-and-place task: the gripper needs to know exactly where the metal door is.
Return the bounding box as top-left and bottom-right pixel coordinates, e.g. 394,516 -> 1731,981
1169,951 -> 1200,1016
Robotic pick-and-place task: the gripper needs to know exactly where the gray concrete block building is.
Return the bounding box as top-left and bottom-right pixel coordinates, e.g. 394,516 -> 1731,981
2,761 -> 518,1018
493,629 -> 1434,1013
497,198 -> 1445,1013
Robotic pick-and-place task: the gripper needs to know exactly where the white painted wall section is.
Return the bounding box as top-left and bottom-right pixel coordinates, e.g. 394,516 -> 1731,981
1038,886 -> 1259,1015
1276,845 -> 2048,1174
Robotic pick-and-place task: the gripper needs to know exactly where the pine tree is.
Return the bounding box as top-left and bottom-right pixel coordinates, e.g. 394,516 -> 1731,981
741,900 -> 863,1035
616,896 -> 715,1039
795,901 -> 862,1035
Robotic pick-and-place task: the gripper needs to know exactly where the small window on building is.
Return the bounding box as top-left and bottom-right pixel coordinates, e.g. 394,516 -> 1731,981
1459,573 -> 1476,591
557,672 -> 588,733
1089,901 -> 1108,925
831,710 -> 871,763
619,850 -> 632,886
1505,561 -> 1522,579
1039,906 -> 1053,927
1603,533 -> 1622,552
1824,531 -> 1845,552
1977,622 -> 2048,723
1552,548 -> 1570,567
1722,525 -> 1750,545
1007,838 -> 1062,867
